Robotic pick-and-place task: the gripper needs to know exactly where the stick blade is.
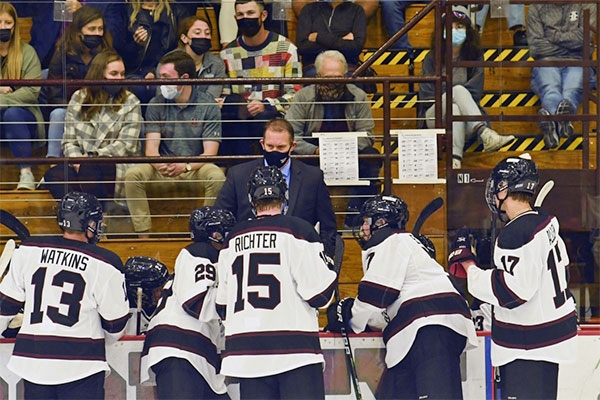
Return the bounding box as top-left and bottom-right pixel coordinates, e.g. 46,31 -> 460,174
0,210 -> 31,241
412,197 -> 444,236
0,239 -> 16,279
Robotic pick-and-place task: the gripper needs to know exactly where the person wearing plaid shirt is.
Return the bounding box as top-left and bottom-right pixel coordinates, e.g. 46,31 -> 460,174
41,51 -> 142,203
219,0 -> 302,157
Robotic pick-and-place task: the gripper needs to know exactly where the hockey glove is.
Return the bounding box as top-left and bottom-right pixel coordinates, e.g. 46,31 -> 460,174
448,228 -> 478,278
325,297 -> 355,333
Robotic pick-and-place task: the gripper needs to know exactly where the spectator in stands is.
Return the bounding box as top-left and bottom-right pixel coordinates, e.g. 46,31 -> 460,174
286,50 -> 380,228
219,0 -> 302,157
419,5 -> 515,169
124,51 -> 225,238
475,4 -> 527,47
41,51 -> 142,204
12,0 -> 125,70
218,0 -> 289,47
41,6 -> 113,160
295,0 -> 366,77
214,118 -> 338,257
0,2 -> 44,190
292,0 -> 380,22
527,3 -> 597,149
380,0 -> 428,51
121,0 -> 187,104
176,15 -> 226,100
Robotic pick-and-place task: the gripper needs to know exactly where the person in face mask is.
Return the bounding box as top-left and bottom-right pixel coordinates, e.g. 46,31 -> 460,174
0,2 -> 45,190
41,51 -> 142,203
40,6 -> 113,163
219,0 -> 302,157
214,118 -> 339,258
124,51 -> 226,238
419,5 -> 515,170
175,15 -> 226,100
285,50 -> 381,230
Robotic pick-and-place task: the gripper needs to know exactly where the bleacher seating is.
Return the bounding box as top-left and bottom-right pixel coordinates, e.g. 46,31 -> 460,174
2,2 -> 597,315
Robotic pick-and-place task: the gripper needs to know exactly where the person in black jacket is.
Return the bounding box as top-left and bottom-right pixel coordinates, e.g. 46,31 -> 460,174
214,118 -> 338,257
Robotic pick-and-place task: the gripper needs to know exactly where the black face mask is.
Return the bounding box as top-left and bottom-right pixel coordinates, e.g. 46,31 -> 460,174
0,29 -> 11,43
263,149 -> 290,168
189,37 -> 211,55
82,34 -> 103,49
102,84 -> 122,97
237,18 -> 261,37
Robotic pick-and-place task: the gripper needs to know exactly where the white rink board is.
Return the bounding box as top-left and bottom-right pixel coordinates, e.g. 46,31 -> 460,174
0,331 -> 598,399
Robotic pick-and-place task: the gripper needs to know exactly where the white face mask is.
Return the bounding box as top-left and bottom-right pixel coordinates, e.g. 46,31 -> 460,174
160,84 -> 182,100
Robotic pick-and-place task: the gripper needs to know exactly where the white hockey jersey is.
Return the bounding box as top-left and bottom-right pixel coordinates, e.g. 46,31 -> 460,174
216,215 -> 337,378
140,242 -> 226,394
467,210 -> 577,366
0,236 -> 130,385
125,309 -> 151,335
349,228 -> 478,369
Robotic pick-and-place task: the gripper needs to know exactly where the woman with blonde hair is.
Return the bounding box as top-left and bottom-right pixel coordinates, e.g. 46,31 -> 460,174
42,51 -> 142,204
121,0 -> 189,104
0,2 -> 44,189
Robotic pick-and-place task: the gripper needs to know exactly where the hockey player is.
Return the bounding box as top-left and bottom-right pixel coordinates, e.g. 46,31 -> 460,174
124,256 -> 170,335
0,191 -> 130,399
141,206 -> 236,399
326,194 -> 478,399
216,166 -> 337,400
449,153 -> 577,399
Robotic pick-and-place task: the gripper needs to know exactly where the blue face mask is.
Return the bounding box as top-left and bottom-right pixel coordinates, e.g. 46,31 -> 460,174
452,29 -> 467,46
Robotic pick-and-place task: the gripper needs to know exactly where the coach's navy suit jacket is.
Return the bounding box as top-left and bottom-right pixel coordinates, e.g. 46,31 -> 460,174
214,158 -> 338,255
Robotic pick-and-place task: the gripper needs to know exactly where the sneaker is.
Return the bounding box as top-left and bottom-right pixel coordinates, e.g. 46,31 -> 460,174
479,127 -> 516,152
556,100 -> 575,138
452,158 -> 462,169
513,29 -> 528,46
16,170 -> 36,190
538,108 -> 559,149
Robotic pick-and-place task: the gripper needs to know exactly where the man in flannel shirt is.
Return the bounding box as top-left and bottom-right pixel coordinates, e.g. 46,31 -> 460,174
219,0 -> 302,157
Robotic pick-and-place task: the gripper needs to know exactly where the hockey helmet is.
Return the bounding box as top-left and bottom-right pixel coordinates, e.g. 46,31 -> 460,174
124,256 -> 169,315
485,153 -> 539,214
57,191 -> 104,244
189,206 -> 236,244
247,165 -> 288,207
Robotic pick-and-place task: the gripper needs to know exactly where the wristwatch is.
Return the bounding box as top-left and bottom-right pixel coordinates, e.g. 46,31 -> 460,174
185,162 -> 192,172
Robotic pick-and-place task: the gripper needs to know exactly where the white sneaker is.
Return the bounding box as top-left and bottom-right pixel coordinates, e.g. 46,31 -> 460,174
452,158 -> 462,169
479,127 -> 516,152
17,170 -> 36,190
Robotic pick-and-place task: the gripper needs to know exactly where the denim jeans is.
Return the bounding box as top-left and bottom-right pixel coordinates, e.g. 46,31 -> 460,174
380,0 -> 428,50
46,107 -> 66,158
0,107 -> 36,169
530,66 -> 584,114
475,4 -> 525,30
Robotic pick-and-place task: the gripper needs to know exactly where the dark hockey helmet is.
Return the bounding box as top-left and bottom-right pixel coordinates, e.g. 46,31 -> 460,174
189,206 -> 236,244
57,191 -> 105,244
124,256 -> 170,315
485,153 -> 539,214
247,165 -> 288,204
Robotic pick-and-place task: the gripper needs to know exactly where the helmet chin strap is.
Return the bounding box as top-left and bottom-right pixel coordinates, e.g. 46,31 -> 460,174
495,192 -> 510,223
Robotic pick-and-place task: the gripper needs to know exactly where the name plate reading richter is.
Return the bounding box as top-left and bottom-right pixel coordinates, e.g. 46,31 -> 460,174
313,131 -> 369,186
393,129 -> 446,184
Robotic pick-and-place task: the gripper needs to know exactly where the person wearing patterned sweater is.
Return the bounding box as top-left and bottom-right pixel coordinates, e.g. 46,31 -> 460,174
219,0 -> 302,157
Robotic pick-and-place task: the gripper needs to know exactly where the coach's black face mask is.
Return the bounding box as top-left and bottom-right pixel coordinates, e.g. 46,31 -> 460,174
263,149 -> 290,168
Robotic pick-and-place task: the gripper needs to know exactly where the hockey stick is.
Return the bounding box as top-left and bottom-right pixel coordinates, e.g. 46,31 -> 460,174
534,180 -> 555,208
0,210 -> 31,241
0,239 -> 16,280
332,235 -> 362,400
136,287 -> 143,336
412,197 -> 444,236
